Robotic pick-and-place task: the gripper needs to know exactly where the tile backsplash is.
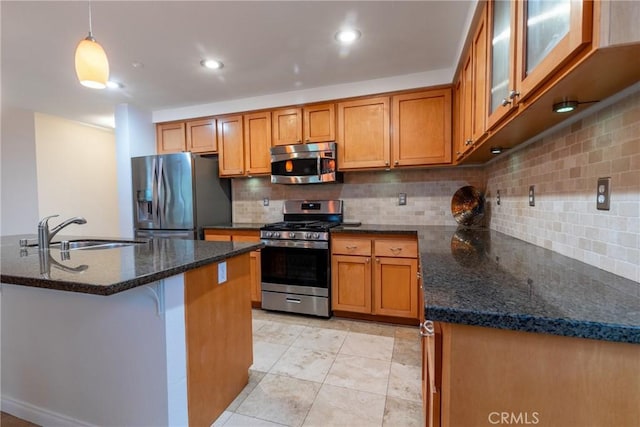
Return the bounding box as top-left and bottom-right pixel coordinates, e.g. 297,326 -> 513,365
232,167 -> 485,226
231,90 -> 639,282
486,90 -> 639,282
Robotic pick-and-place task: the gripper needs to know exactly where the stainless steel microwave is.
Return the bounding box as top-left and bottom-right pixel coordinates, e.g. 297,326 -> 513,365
270,142 -> 342,184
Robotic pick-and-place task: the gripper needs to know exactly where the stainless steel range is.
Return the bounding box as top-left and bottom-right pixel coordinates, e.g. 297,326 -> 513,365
260,200 -> 343,317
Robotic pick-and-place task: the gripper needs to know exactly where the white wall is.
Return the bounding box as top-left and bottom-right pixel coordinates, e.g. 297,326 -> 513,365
34,113 -> 119,237
114,104 -> 156,237
0,108 -> 39,235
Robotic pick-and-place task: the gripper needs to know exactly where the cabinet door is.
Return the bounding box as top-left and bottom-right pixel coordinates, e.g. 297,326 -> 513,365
186,118 -> 217,153
249,250 -> 261,304
243,112 -> 272,176
373,257 -> 418,319
392,89 -> 452,166
303,103 -> 335,143
331,255 -> 372,314
453,76 -> 465,161
460,52 -> 474,157
337,96 -> 390,170
217,115 -> 245,177
516,0 -> 593,101
423,321 -> 442,427
487,0 -> 518,129
272,108 -> 302,146
471,7 -> 488,143
156,122 -> 186,154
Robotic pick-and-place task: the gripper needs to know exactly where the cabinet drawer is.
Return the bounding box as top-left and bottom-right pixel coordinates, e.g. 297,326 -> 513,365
374,240 -> 417,258
332,238 -> 372,256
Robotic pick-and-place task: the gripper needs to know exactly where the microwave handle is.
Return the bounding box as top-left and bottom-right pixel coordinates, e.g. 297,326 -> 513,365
317,156 -> 321,181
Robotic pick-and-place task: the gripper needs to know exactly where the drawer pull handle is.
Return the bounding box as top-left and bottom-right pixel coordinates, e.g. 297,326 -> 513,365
286,298 -> 301,304
420,320 -> 434,337
390,247 -> 403,254
346,245 -> 358,250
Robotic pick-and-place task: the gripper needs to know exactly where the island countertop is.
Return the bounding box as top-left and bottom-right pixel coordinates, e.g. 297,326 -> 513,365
0,235 -> 263,296
332,225 -> 640,344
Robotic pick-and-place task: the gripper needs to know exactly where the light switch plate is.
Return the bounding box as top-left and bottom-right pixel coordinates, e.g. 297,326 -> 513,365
398,193 -> 407,206
597,177 -> 611,210
218,261 -> 227,284
263,197 -> 269,207
528,186 -> 535,207
496,190 -> 501,206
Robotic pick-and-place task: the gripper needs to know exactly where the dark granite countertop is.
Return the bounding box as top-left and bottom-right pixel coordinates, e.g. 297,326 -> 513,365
0,235 -> 262,296
203,223 -> 264,231
332,225 -> 640,344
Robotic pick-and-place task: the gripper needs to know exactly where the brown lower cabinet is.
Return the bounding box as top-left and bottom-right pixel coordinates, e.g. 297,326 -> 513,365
204,229 -> 262,307
331,234 -> 419,323
422,321 -> 640,426
184,253 -> 252,426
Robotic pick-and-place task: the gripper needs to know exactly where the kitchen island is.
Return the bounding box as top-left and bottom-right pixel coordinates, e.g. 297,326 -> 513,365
335,224 -> 640,426
0,235 -> 262,427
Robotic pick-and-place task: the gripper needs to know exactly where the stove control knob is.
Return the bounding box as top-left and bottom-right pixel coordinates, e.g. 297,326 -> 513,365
289,232 -> 296,238
265,231 -> 273,238
274,232 -> 280,238
304,232 -> 312,239
313,232 -> 320,239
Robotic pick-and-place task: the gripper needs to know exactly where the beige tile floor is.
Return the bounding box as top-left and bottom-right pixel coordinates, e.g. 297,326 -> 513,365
214,309 -> 423,427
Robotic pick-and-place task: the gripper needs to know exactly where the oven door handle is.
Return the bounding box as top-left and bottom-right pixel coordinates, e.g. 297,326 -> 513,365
286,297 -> 302,304
261,239 -> 328,250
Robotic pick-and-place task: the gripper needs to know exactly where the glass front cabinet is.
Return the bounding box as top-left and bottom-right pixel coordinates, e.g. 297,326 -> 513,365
487,0 -> 593,129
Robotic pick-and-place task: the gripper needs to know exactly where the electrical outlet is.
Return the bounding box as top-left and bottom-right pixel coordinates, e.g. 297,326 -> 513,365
596,177 -> 611,210
528,186 -> 535,207
496,190 -> 501,206
398,193 -> 407,206
263,197 -> 269,207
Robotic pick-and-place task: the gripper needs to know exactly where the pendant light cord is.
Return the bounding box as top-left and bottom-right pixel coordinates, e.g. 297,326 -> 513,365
88,1 -> 93,38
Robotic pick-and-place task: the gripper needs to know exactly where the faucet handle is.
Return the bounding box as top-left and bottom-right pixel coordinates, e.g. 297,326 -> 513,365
38,214 -> 59,227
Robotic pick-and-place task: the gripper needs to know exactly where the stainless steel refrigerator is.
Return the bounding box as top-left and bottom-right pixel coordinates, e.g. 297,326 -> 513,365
131,153 -> 231,239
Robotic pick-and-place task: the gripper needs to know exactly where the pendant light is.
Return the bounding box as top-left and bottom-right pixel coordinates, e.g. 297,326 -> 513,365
75,1 -> 109,89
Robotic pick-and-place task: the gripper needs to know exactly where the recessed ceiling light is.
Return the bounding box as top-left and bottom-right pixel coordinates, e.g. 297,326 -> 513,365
335,29 -> 361,44
106,80 -> 123,89
200,59 -> 224,70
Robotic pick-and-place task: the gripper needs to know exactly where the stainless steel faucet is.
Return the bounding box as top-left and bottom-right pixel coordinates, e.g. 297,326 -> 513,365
37,215 -> 87,250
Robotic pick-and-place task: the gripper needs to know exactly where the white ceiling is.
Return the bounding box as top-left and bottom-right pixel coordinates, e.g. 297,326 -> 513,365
1,1 -> 474,128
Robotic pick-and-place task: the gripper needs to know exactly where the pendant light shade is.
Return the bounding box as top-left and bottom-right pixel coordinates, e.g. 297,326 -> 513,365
75,2 -> 109,89
75,36 -> 109,89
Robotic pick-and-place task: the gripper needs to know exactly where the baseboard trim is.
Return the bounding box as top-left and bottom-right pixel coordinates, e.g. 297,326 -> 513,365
1,395 -> 96,427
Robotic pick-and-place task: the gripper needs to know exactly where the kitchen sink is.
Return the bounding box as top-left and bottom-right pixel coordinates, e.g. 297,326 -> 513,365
49,239 -> 148,250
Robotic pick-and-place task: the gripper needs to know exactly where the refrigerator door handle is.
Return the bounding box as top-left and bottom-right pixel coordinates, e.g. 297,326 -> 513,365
158,157 -> 165,227
151,157 -> 160,228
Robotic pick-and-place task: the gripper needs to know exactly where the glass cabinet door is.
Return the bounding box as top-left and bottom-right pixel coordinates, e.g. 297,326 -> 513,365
488,0 -> 517,128
517,0 -> 592,101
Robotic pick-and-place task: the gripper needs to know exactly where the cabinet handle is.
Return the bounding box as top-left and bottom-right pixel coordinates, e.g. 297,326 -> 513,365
465,139 -> 473,146
501,98 -> 511,107
509,90 -> 520,100
346,245 -> 358,250
420,320 -> 434,337
297,139 -> 301,143
389,247 -> 403,255
375,258 -> 380,263
305,138 -> 310,142
385,161 -> 390,166
394,160 -> 399,165
366,258 -> 370,263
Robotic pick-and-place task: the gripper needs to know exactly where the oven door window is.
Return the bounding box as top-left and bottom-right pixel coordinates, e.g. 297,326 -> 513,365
261,246 -> 328,288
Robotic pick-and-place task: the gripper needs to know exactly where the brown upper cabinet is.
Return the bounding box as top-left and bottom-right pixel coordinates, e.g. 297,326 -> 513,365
455,3 -> 488,161
272,103 -> 336,146
303,103 -> 335,143
157,119 -> 217,154
337,96 -> 391,170
486,0 -> 593,129
218,113 -> 272,177
243,111 -> 272,176
271,108 -> 302,146
217,115 -> 245,177
392,89 -> 452,166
